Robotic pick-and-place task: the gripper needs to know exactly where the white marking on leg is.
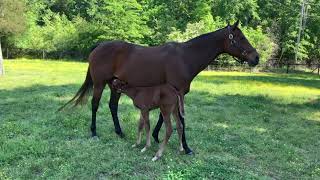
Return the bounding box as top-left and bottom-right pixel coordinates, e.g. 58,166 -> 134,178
141,147 -> 147,153
152,156 -> 160,161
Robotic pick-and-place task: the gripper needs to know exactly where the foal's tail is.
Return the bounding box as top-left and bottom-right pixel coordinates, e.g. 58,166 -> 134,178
58,67 -> 93,111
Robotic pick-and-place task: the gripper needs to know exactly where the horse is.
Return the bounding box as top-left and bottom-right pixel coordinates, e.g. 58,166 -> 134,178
112,78 -> 184,161
59,21 -> 259,155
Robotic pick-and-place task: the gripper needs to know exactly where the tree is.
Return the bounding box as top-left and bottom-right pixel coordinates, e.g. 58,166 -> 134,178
211,0 -> 260,26
143,0 -> 211,45
0,0 -> 26,75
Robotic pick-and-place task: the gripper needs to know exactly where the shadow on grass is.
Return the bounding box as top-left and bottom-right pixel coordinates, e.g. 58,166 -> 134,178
0,84 -> 136,138
1,83 -> 319,138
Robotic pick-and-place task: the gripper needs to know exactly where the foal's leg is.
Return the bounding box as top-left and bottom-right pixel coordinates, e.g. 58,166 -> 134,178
152,113 -> 163,143
152,109 -> 173,161
132,113 -> 144,147
108,85 -> 124,137
91,84 -> 105,137
141,111 -> 151,153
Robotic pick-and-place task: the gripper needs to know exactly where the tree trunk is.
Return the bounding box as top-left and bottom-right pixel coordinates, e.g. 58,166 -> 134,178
0,37 -> 4,76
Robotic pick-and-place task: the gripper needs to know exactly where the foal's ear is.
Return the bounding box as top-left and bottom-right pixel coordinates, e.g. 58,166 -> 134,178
232,20 -> 240,30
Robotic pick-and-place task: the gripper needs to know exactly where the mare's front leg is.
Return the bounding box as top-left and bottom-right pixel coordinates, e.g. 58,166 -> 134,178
152,113 -> 163,143
173,108 -> 184,152
179,112 -> 193,155
155,102 -> 193,155
108,86 -> 124,137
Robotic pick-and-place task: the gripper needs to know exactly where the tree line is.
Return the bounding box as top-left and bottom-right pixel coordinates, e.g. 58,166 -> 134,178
0,0 -> 319,65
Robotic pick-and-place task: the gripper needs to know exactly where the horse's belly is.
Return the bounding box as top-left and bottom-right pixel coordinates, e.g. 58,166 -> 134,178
114,58 -> 166,87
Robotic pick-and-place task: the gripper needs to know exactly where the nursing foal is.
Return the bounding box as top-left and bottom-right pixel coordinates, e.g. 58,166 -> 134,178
112,79 -> 184,161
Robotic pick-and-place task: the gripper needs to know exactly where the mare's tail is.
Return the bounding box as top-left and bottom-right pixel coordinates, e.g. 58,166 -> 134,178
58,67 -> 93,111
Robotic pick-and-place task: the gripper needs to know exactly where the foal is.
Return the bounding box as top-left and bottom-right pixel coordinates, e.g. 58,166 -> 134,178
112,79 -> 184,161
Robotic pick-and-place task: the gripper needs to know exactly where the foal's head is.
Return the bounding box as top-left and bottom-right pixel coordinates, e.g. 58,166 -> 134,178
223,21 -> 259,67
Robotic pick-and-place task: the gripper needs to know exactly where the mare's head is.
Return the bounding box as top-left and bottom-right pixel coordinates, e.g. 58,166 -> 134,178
223,21 -> 259,66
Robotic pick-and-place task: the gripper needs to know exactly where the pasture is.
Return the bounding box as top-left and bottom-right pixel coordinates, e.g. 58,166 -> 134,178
0,59 -> 319,179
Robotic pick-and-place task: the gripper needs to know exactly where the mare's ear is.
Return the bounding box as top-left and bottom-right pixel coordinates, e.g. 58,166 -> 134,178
232,20 -> 240,30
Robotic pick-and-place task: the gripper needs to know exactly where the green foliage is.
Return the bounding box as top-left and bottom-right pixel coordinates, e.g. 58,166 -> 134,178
1,60 -> 320,178
242,27 -> 277,63
87,0 -> 151,43
1,0 -> 320,64
211,0 -> 261,26
168,17 -> 276,64
0,0 -> 26,36
167,15 -> 224,42
14,12 -> 78,54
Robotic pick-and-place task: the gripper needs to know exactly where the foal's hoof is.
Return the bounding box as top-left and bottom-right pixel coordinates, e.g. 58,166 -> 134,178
141,147 -> 147,153
179,147 -> 184,152
152,156 -> 160,161
185,148 -> 194,155
132,144 -> 137,148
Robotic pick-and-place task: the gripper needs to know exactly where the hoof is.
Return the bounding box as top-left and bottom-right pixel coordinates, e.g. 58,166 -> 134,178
116,131 -> 125,138
91,132 -> 97,137
152,133 -> 160,143
132,144 -> 137,148
141,147 -> 147,153
152,156 -> 160,161
185,148 -> 194,155
91,136 -> 99,141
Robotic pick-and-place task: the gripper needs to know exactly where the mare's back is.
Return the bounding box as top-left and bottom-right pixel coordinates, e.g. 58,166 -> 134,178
113,42 -> 186,87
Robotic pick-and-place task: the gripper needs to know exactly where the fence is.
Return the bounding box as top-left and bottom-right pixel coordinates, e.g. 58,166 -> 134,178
205,63 -> 320,75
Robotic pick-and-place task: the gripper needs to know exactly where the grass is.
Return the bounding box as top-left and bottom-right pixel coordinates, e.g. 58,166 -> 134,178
0,59 -> 319,179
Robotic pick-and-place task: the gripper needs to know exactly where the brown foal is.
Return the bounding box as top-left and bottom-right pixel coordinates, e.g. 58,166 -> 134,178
112,79 -> 184,161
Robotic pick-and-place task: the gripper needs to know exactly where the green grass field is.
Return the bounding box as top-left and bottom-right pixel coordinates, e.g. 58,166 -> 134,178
0,59 -> 319,179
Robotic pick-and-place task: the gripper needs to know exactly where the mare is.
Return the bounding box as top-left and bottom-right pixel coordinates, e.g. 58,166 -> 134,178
59,21 -> 259,154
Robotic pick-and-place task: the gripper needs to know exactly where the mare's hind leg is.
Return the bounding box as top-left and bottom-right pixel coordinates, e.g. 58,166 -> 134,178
152,113 -> 163,143
91,84 -> 105,137
152,107 -> 173,161
108,85 -> 124,137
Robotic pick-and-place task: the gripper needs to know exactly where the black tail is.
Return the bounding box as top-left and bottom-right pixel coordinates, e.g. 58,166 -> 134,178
58,67 -> 93,111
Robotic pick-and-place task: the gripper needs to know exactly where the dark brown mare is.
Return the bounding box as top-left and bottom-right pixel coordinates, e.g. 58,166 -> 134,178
59,21 -> 259,155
